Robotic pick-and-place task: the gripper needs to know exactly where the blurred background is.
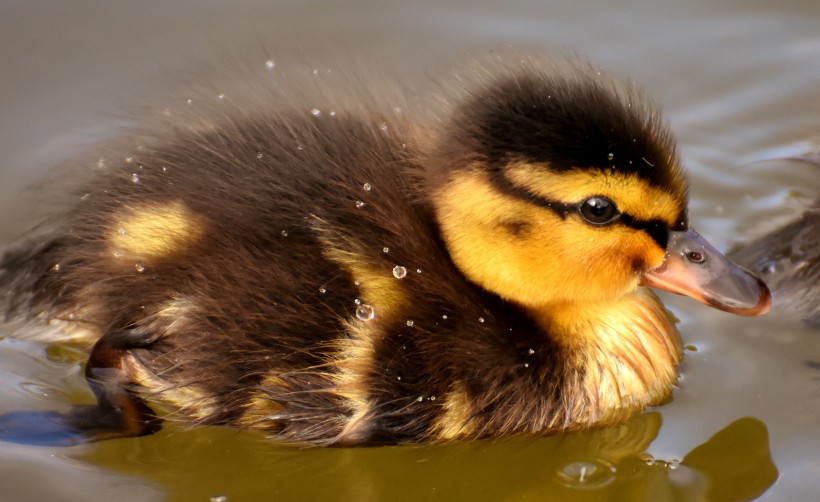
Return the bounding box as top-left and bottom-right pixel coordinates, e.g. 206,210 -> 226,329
0,0 -> 818,500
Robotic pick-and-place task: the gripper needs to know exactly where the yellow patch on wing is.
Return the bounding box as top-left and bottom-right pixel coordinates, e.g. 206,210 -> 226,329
123,353 -> 218,421
317,234 -> 409,442
323,246 -> 408,320
534,288 -> 682,426
44,316 -> 100,346
110,201 -> 202,259
116,297 -> 219,421
237,373 -> 287,428
432,381 -> 476,440
505,162 -> 684,227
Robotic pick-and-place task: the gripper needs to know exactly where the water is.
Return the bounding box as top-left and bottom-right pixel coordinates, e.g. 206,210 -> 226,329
355,304 -> 376,321
0,0 -> 818,500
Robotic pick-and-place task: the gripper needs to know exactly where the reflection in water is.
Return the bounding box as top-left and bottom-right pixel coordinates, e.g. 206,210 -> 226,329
729,153 -> 820,328
72,413 -> 777,501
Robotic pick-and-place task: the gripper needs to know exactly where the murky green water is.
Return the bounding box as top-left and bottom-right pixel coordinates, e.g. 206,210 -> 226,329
1,1 -> 818,500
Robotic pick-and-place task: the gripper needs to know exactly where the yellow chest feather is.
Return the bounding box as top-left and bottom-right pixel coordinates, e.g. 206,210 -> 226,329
535,288 -> 683,427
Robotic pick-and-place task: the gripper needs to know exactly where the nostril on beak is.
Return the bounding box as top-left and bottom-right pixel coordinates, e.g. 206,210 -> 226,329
685,250 -> 705,264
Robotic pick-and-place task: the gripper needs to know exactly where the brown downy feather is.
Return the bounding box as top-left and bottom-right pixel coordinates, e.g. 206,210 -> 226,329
0,56 -> 688,445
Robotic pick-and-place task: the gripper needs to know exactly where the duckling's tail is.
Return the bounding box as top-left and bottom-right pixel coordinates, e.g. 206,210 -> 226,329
0,236 -> 95,344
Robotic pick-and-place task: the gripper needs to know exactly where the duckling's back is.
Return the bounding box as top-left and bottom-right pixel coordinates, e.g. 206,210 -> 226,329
0,104 -> 562,445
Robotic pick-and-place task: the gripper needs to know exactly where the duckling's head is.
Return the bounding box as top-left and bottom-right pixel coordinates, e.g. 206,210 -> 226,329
430,62 -> 770,316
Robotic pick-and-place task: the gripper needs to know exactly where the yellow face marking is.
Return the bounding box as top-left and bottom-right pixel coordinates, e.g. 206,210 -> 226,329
110,201 -> 203,259
505,162 -> 684,227
433,170 -> 668,306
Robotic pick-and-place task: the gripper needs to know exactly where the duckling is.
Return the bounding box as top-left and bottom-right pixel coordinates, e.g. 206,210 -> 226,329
0,57 -> 770,446
729,155 -> 819,327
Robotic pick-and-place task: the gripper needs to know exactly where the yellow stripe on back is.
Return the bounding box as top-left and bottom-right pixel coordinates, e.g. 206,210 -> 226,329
109,201 -> 203,259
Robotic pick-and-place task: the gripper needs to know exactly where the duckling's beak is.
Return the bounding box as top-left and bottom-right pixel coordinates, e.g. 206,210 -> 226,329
640,228 -> 771,316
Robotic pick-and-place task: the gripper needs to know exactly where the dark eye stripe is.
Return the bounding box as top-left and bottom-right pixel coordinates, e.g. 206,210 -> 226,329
489,169 -> 672,248
619,214 -> 669,248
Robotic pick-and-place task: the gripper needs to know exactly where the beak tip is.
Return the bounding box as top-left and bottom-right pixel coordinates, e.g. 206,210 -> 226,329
714,276 -> 772,317
747,278 -> 772,317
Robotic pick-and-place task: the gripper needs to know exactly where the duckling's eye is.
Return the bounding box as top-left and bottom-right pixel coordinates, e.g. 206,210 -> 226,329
579,196 -> 620,225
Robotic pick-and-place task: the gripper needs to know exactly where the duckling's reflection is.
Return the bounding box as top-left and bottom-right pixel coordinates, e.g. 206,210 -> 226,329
74,412 -> 777,502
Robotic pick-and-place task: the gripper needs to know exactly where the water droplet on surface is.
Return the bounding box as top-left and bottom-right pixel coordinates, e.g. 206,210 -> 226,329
256,152 -> 264,159
478,317 -> 485,323
429,396 -> 436,401
354,298 -> 361,305
392,266 -> 407,279
383,247 -> 390,253
265,60 -> 275,70
118,227 -> 127,235
135,263 -> 146,273
312,69 -> 319,75
556,460 -> 616,488
186,99 -> 193,105
406,320 -> 414,327
125,156 -> 133,163
356,304 -> 375,321
296,144 -> 304,151
51,263 -> 61,272
397,376 -> 401,381
524,363 -> 529,368
355,200 -> 365,209
217,93 -> 225,100
280,230 -> 288,237
416,396 -> 423,402
131,173 -> 140,183
329,111 -> 337,116
528,348 -> 535,355
363,182 -> 372,191
379,122 -> 388,132
416,268 -> 422,274
442,314 -> 448,320
311,108 -> 321,116
319,287 -> 327,294
607,152 -> 614,161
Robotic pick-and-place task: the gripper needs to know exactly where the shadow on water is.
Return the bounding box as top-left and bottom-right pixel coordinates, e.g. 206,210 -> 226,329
68,412 -> 776,502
